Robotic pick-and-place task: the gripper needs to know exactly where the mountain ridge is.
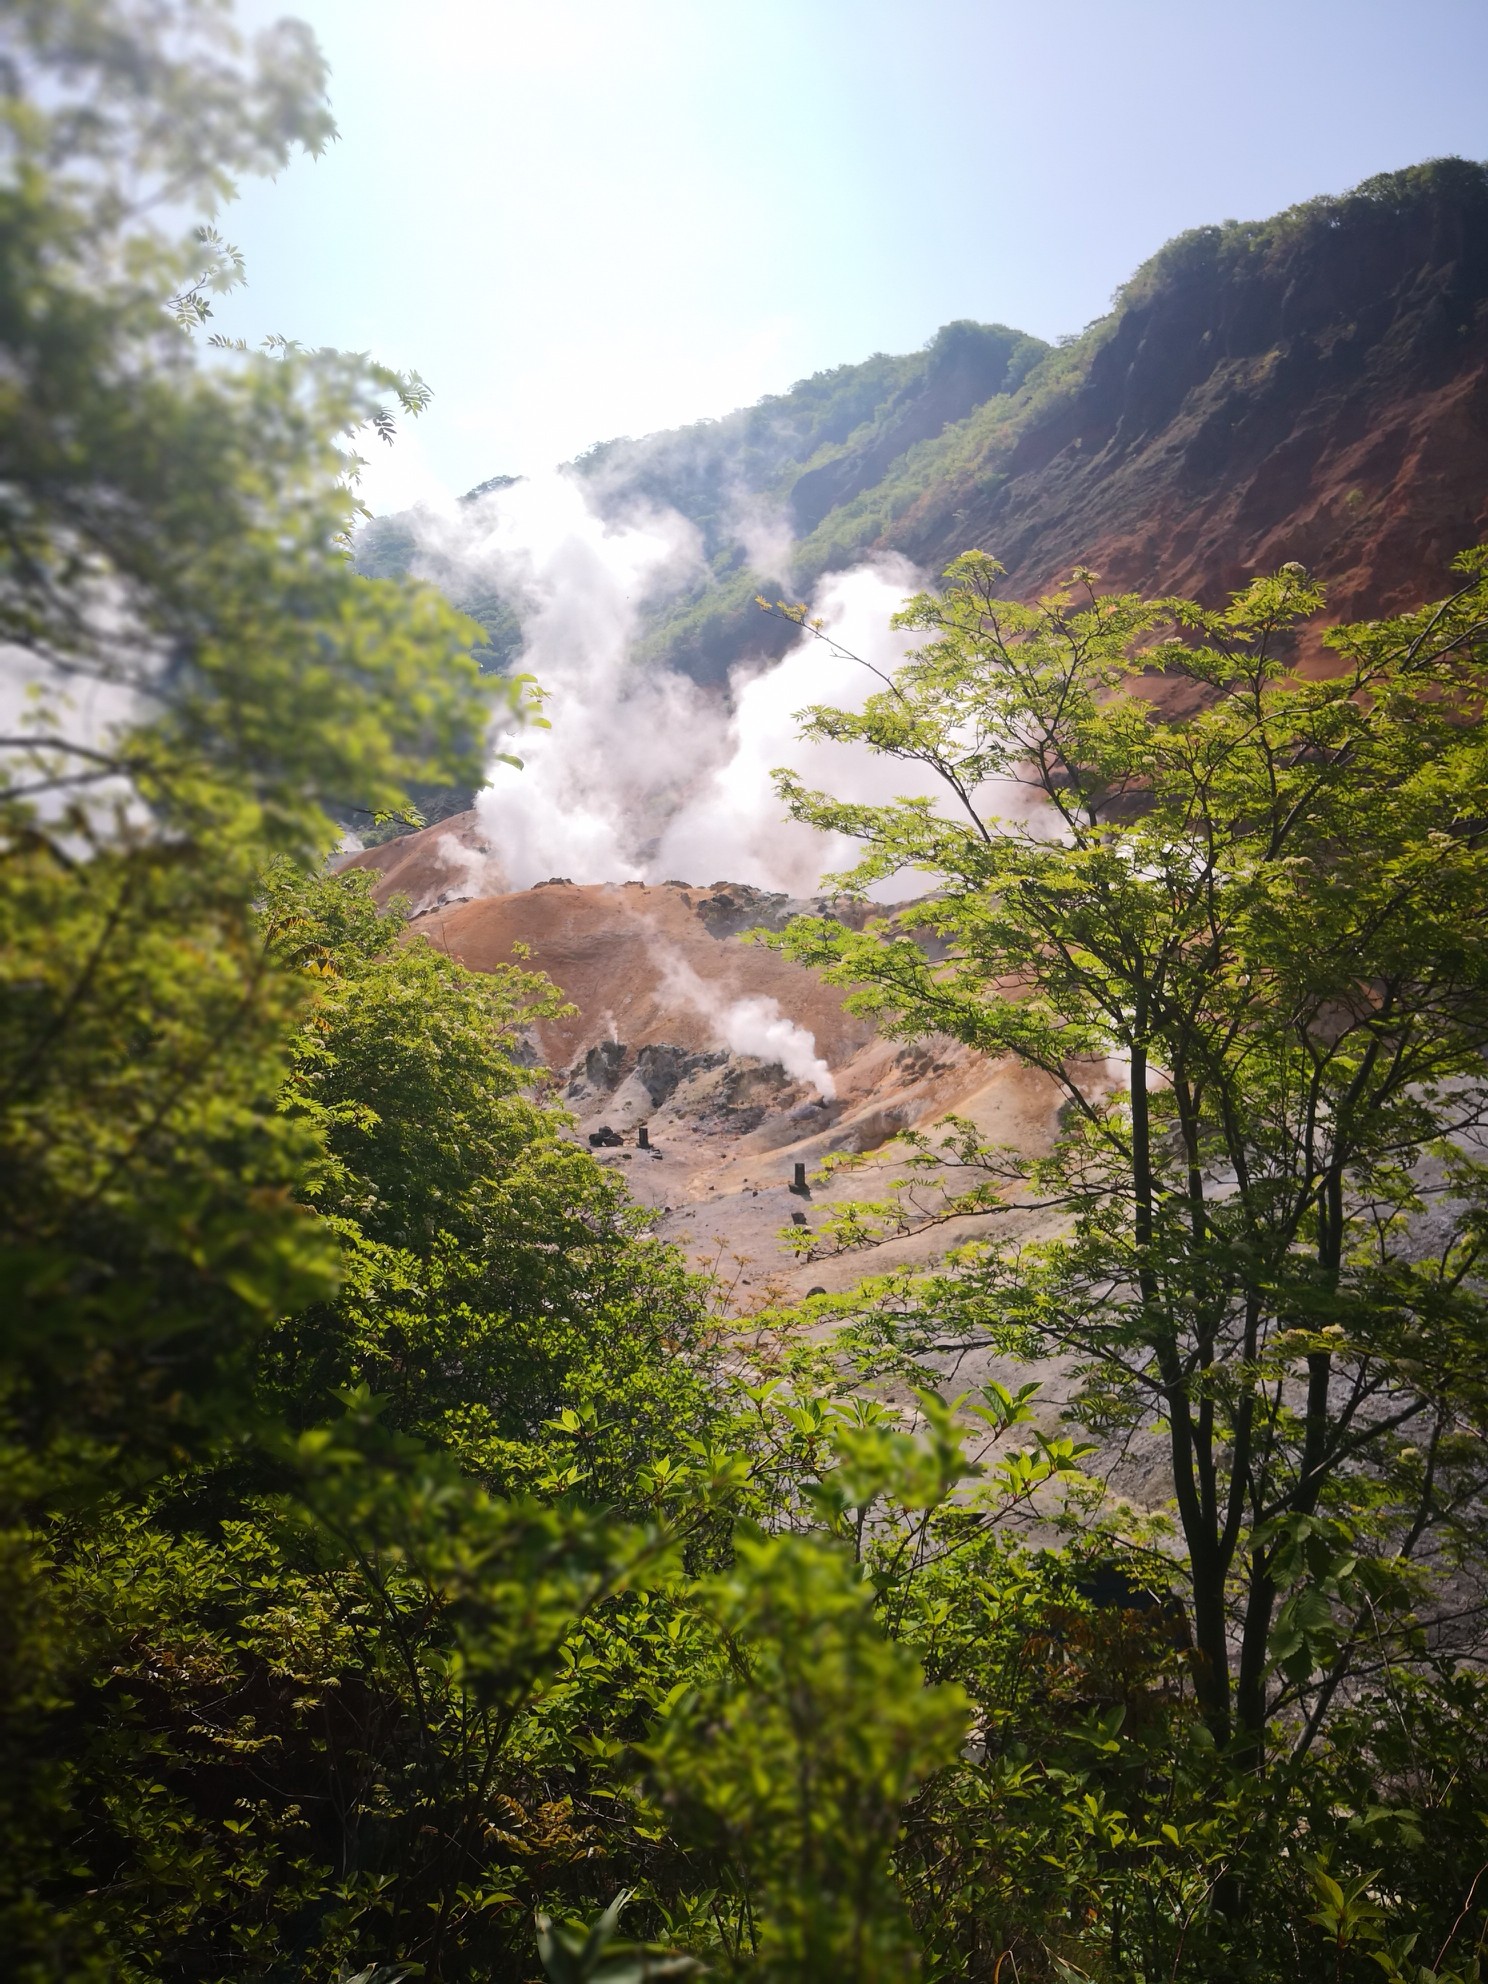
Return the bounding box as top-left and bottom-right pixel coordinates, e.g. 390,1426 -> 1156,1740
580,156 -> 1488,683
881,155 -> 1488,620
360,158 -> 1487,696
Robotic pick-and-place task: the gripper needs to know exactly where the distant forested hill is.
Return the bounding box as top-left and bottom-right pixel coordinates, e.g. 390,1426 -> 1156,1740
572,317 -> 1048,682
361,157 -> 1488,688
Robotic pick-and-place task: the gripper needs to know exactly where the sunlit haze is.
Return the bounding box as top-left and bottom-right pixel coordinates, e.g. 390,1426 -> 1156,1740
215,0 -> 1488,512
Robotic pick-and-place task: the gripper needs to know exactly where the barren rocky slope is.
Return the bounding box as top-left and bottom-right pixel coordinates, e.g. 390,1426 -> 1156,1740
343,839 -> 1066,1303
342,840 -> 1168,1489
882,158 -> 1488,624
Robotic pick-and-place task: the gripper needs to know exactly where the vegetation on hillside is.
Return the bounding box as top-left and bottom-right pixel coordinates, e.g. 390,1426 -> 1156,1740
1112,155 -> 1488,314
391,154 -> 1488,709
355,319 -> 1051,695
4,5 -> 1488,1980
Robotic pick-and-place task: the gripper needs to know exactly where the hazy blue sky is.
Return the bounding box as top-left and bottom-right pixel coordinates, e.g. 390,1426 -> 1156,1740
214,0 -> 1488,509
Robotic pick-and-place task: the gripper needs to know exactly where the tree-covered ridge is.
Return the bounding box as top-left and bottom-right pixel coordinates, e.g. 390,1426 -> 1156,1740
1111,154 -> 1488,314
563,319 -> 1048,687
354,317 -> 1048,690
578,318 -> 1047,553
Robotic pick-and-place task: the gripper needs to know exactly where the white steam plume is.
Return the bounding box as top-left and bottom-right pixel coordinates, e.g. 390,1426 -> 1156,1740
726,489 -> 794,587
651,559 -> 948,898
0,570 -> 173,847
379,473 -> 1038,901
660,950 -> 836,1100
429,830 -> 505,899
721,995 -> 837,1099
399,471 -> 719,888
652,558 -> 1053,895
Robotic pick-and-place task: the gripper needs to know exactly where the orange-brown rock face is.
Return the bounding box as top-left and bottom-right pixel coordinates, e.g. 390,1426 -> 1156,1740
413,879 -> 873,1071
887,163 -> 1488,626
338,838 -> 1066,1302
337,810 -> 502,916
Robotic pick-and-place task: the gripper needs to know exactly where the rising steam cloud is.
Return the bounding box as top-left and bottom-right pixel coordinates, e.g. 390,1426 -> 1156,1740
660,950 -> 835,1100
374,470 -> 983,900
406,472 -> 718,886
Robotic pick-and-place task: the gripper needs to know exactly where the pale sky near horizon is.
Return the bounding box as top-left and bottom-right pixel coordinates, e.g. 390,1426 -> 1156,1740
211,0 -> 1488,513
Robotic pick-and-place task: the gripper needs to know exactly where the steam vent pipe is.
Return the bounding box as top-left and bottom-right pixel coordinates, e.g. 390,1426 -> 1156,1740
790,1161 -> 810,1198
637,1125 -> 650,1150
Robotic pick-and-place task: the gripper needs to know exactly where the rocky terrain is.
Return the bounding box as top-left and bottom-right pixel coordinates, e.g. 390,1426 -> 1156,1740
344,834 -> 1065,1299
342,834 -> 1172,1494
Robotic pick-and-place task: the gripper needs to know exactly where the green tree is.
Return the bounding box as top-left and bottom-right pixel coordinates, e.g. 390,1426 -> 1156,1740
649,1530 -> 969,1982
0,2 -> 507,1965
0,0 -> 512,1442
257,863 -> 724,1498
770,550 -> 1488,1760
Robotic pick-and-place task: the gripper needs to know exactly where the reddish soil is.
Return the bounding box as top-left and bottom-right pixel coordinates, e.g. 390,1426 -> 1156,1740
419,879 -> 873,1071
889,167 -> 1488,632
337,841 -> 1069,1305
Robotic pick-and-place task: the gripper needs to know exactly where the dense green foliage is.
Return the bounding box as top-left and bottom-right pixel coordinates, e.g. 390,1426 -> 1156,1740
257,865 -> 721,1495
1113,155 -> 1488,314
769,548 -> 1488,1969
5,6 -> 1488,1980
